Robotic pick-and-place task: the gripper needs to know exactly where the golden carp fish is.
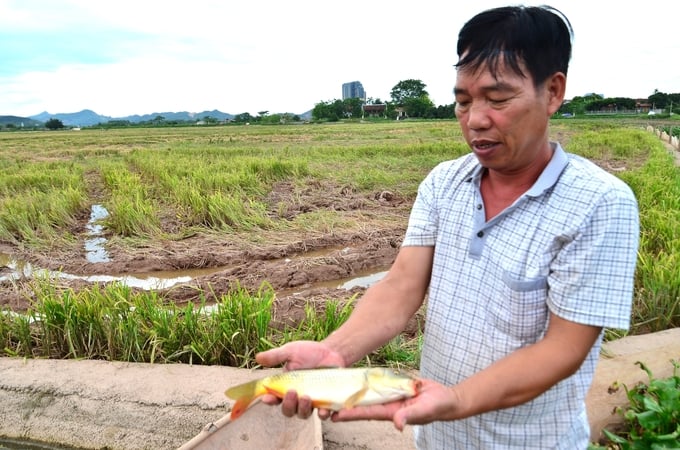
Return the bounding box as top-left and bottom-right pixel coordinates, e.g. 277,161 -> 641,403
225,367 -> 420,419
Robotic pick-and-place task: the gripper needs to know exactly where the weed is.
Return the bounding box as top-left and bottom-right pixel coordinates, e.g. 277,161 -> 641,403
593,361 -> 680,449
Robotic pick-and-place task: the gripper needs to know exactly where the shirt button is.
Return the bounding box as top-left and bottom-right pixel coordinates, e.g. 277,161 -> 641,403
477,231 -> 484,238
476,204 -> 482,210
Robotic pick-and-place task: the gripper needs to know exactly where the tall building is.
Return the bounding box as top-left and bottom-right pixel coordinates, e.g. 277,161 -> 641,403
342,81 -> 365,101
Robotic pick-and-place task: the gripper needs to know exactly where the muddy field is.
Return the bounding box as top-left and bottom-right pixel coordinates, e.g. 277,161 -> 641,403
1,123 -> 675,338
0,179 -> 415,332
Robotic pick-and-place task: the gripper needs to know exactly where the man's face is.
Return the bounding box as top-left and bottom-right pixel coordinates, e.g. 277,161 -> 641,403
454,60 -> 563,176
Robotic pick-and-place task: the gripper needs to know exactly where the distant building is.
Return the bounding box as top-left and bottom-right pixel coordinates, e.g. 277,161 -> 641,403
635,100 -> 652,113
361,104 -> 386,118
342,81 -> 366,101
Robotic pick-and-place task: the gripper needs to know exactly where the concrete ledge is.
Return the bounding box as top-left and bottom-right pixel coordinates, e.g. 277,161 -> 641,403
1,328 -> 678,449
178,401 -> 322,450
0,359 -> 318,449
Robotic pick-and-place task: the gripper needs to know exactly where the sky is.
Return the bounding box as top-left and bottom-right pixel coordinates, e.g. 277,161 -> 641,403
1,0 -> 678,118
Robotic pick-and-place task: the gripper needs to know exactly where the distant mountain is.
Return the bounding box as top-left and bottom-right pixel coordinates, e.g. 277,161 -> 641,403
120,109 -> 235,123
25,108 -> 311,127
30,109 -> 111,127
0,115 -> 43,127
28,109 -> 237,126
298,110 -> 312,121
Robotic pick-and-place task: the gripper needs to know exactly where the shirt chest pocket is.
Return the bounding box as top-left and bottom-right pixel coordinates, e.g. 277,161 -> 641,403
488,271 -> 549,341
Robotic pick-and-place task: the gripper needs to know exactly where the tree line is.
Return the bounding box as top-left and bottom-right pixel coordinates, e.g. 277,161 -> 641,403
312,79 -> 454,121
558,90 -> 679,115
7,85 -> 678,132
313,79 -> 679,121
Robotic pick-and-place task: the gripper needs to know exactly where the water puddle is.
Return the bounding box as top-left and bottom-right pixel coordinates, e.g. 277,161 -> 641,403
339,270 -> 388,289
0,240 -> 389,293
84,204 -> 110,263
0,253 -> 221,290
277,268 -> 389,300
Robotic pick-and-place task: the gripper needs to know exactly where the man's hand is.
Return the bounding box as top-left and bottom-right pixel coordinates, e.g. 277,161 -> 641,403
330,378 -> 459,430
255,341 -> 346,419
256,340 -> 346,371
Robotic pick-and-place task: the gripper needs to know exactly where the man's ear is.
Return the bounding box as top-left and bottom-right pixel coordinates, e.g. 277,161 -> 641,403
545,72 -> 567,115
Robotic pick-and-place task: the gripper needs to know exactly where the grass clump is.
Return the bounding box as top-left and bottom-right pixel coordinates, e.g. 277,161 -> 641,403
615,137 -> 680,334
0,281 -> 420,369
1,281 -> 275,367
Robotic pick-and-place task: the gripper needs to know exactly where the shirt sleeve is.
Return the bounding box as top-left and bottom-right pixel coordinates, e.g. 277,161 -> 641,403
402,167 -> 439,248
547,184 -> 640,330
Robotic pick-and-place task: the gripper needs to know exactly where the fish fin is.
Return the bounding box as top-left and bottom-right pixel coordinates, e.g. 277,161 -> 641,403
343,385 -> 369,409
263,385 -> 286,399
225,380 -> 263,420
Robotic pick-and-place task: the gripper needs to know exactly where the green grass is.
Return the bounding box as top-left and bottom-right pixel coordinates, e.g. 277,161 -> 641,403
0,281 -> 421,368
0,120 -> 679,367
614,134 -> 680,334
0,123 -> 462,242
1,281 -> 276,367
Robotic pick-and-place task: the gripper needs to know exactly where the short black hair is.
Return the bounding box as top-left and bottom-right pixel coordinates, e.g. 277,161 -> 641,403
455,5 -> 573,86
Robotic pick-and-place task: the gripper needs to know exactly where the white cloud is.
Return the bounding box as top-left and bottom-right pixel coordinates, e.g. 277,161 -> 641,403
1,0 -> 678,117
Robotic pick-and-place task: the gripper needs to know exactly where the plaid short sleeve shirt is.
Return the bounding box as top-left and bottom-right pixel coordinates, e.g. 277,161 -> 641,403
404,143 -> 640,449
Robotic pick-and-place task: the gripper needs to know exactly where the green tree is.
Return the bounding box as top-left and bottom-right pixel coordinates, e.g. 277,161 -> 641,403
404,96 -> 435,118
343,97 -> 364,118
390,79 -> 435,118
107,120 -> 131,127
45,118 -> 64,130
648,90 -> 680,113
257,111 -> 269,120
585,97 -> 636,112
312,99 -> 344,121
559,97 -> 587,115
366,97 -> 384,105
234,112 -> 254,123
432,104 -> 455,119
390,79 -> 428,105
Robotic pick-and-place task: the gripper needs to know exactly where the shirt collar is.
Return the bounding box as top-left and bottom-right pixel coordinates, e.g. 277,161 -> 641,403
467,142 -> 569,197
526,142 -> 568,197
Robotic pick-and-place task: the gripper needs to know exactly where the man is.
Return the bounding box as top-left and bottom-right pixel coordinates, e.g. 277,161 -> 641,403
256,5 -> 640,449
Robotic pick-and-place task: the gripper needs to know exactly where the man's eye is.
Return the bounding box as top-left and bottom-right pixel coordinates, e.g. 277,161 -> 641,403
490,98 -> 509,104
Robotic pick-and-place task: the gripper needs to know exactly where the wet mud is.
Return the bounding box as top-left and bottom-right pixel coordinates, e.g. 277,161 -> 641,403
0,182 -> 411,331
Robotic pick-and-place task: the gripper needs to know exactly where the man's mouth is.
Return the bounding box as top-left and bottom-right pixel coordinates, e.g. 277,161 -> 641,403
471,140 -> 498,152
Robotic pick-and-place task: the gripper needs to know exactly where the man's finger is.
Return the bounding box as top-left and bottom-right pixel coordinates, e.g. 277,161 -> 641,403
260,393 -> 281,406
296,395 -> 314,419
331,403 -> 397,422
255,345 -> 289,368
279,389 -> 298,417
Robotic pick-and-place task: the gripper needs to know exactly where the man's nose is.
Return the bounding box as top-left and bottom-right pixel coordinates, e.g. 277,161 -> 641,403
466,104 -> 492,130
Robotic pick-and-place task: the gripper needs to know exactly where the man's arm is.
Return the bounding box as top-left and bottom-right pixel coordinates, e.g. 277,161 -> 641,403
332,313 -> 602,428
446,313 -> 601,419
323,245 -> 433,366
255,245 -> 433,419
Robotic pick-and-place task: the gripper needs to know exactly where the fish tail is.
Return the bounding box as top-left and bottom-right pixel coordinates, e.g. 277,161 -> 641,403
225,379 -> 263,420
